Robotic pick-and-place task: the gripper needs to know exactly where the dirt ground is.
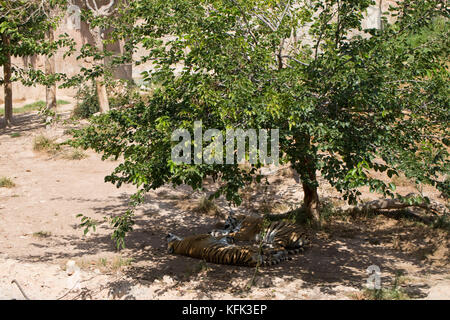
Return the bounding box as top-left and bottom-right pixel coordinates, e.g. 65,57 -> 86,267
0,102 -> 449,300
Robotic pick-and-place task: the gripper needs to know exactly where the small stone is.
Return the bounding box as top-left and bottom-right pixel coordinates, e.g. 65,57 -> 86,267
274,292 -> 286,300
162,275 -> 175,285
255,277 -> 273,288
66,260 -> 80,276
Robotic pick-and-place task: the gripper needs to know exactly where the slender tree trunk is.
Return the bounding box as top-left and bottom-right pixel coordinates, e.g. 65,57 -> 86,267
2,33 -> 13,127
93,26 -> 109,113
45,27 -> 57,113
95,77 -> 109,112
302,172 -> 320,224
292,132 -> 321,226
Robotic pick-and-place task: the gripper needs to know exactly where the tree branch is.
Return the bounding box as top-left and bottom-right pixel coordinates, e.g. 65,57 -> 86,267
349,193 -> 448,216
282,55 -> 309,66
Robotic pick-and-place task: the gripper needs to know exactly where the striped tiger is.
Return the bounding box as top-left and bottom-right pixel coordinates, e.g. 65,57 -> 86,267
166,233 -> 288,267
210,213 -> 310,254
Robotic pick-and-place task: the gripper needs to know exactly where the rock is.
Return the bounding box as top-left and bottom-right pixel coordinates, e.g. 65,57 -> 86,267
66,260 -> 80,276
255,277 -> 273,288
162,275 -> 175,286
274,292 -> 286,300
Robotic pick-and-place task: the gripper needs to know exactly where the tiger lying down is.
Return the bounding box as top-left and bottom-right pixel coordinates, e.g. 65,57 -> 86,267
166,213 -> 311,267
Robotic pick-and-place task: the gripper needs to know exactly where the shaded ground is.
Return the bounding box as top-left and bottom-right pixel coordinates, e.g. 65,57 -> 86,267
0,108 -> 449,300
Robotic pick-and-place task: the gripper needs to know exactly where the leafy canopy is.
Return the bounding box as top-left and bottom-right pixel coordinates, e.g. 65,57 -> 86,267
72,0 -> 449,248
0,0 -> 74,86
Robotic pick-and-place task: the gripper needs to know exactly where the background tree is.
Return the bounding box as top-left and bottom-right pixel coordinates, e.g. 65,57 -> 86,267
44,1 -> 72,118
44,2 -> 63,115
82,0 -> 117,113
72,0 -> 449,247
45,23 -> 57,114
0,0 -> 71,127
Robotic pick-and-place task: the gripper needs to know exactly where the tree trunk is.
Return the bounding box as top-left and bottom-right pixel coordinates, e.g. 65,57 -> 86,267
302,176 -> 320,225
93,26 -> 109,113
2,33 -> 13,127
45,27 -> 57,113
292,132 -> 321,226
96,78 -> 109,113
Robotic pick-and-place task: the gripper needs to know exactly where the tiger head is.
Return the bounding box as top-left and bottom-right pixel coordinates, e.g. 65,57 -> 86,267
223,214 -> 241,231
209,212 -> 241,238
166,233 -> 182,253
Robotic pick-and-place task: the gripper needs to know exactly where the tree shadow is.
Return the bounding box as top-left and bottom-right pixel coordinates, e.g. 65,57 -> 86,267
11,181 -> 449,299
0,113 -> 46,134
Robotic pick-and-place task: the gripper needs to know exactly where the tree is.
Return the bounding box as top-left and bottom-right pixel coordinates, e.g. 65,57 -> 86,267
82,0 -> 117,113
0,27 -> 12,127
45,26 -> 57,113
44,1 -> 71,118
73,0 -> 449,247
0,0 -> 70,127
45,4 -> 59,115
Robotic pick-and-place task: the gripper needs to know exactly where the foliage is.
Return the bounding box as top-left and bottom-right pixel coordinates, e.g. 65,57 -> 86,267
72,80 -> 141,119
71,0 -> 449,247
0,0 -> 74,86
406,16 -> 449,47
108,80 -> 142,108
76,213 -> 99,235
73,82 -> 100,119
432,212 -> 450,232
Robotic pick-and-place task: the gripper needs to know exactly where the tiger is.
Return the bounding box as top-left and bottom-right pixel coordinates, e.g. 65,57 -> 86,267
210,213 -> 311,255
166,233 -> 289,267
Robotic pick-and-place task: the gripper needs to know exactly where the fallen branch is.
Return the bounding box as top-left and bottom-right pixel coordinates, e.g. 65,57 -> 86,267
11,280 -> 30,300
349,193 -> 448,216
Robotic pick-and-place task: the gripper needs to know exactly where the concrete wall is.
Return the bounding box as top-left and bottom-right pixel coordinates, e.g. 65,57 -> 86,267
0,0 -> 132,105
0,0 -> 398,105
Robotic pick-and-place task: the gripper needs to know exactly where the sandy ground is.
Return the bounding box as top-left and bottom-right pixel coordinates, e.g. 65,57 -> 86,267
0,105 -> 449,300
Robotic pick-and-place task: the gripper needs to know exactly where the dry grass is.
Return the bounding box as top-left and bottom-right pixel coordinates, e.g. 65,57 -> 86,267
32,231 -> 52,238
351,286 -> 410,300
270,202 -> 291,214
351,270 -> 411,300
0,177 -> 16,188
391,174 -> 414,187
258,199 -> 291,215
33,135 -> 60,155
238,163 -> 253,173
74,256 -> 134,274
279,166 -> 296,178
33,135 -> 88,160
63,149 -> 88,160
193,197 -> 222,217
